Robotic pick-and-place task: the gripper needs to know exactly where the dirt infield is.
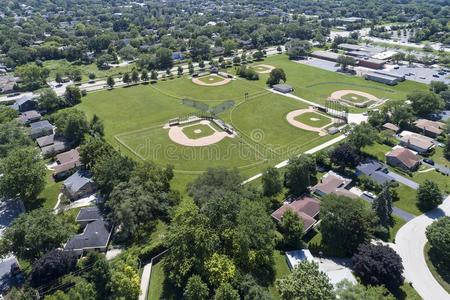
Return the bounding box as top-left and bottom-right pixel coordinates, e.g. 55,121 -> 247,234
192,74 -> 231,86
168,120 -> 235,146
253,64 -> 275,74
286,107 -> 333,136
329,90 -> 380,107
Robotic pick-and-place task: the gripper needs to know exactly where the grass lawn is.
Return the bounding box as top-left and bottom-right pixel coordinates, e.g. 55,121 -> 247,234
362,142 -> 392,162
43,59 -> 136,82
181,123 -> 216,139
340,93 -> 369,103
424,243 -> 450,293
148,261 -> 165,300
411,169 -> 450,194
251,55 -> 427,109
269,250 -> 291,299
430,146 -> 450,167
197,75 -> 227,84
388,216 -> 406,242
294,111 -> 332,127
37,170 -> 62,210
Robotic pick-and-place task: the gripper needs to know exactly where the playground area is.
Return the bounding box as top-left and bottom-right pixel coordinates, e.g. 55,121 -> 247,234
192,73 -> 231,86
286,107 -> 334,136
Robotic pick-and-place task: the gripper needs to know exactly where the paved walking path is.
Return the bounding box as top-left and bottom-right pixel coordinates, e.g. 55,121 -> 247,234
139,263 -> 152,300
241,134 -> 346,185
394,195 -> 450,300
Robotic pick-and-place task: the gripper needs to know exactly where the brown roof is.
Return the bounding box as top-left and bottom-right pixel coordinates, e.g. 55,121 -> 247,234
53,160 -> 82,174
271,196 -> 320,231
414,119 -> 444,135
386,147 -> 421,169
313,172 -> 351,195
56,148 -> 80,165
400,134 -> 434,150
382,122 -> 399,132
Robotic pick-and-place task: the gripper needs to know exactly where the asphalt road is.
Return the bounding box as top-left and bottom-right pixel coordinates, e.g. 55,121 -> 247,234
394,194 -> 450,300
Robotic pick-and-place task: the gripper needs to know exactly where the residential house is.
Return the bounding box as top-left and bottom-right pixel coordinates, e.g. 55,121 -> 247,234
36,134 -> 70,157
63,170 -> 96,200
53,148 -> 82,180
382,122 -> 399,133
312,171 -> 356,198
0,256 -> 22,294
11,95 -> 37,112
17,110 -> 41,124
64,207 -> 112,256
30,120 -> 53,139
271,196 -> 320,232
356,161 -> 394,185
386,147 -> 421,171
0,75 -> 19,94
399,131 -> 435,154
414,119 -> 445,138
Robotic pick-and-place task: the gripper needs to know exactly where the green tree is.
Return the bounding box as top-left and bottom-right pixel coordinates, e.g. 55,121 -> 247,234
205,253 -> 237,287
321,194 -> 376,256
336,280 -> 395,300
372,185 -> 393,228
89,114 -> 104,138
177,65 -> 184,76
45,280 -> 96,300
122,72 -> 131,84
408,90 -> 445,116
286,40 -> 312,59
0,106 -> 18,124
30,249 -> 77,286
106,76 -> 115,88
213,283 -> 240,300
279,209 -> 304,250
284,155 -> 316,196
80,252 -> 111,300
38,88 -> 66,112
276,261 -> 335,300
266,68 -> 286,87
0,147 -> 45,206
0,208 -> 72,260
155,47 -> 173,70
131,69 -> 140,83
184,275 -> 210,300
151,70 -> 158,80
88,72 -> 96,80
261,166 -> 282,197
0,122 -> 33,158
445,137 -> 450,160
109,262 -> 140,300
336,55 -> 356,71
141,69 -> 149,81
15,63 -> 49,90
426,217 -> 450,267
417,180 -> 443,211
64,85 -> 82,106
53,109 -> 89,145
347,123 -> 377,150
430,81 -> 448,94
79,136 -> 113,168
330,143 -> 360,170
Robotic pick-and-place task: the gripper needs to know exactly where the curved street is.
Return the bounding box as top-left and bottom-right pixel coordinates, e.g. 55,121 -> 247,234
394,195 -> 450,300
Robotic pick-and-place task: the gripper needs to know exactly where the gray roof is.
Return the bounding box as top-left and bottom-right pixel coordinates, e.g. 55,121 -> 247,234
64,219 -> 111,251
30,120 -> 53,131
63,170 -> 94,194
0,255 -> 19,293
11,95 -> 36,110
356,161 -> 393,185
36,134 -> 55,147
76,207 -> 101,222
273,84 -> 293,93
0,199 -> 24,237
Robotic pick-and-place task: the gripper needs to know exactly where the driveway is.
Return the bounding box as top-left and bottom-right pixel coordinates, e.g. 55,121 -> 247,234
387,171 -> 419,190
359,191 -> 415,221
423,161 -> 450,176
394,195 -> 450,300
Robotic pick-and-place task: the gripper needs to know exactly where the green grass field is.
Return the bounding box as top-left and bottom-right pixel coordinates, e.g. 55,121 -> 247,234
181,123 -> 216,139
424,243 -> 450,293
250,55 -> 427,109
340,93 -> 370,103
294,111 -> 332,128
197,75 -> 227,84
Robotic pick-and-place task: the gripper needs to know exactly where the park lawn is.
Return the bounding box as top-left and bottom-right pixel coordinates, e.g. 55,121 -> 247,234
340,93 -> 369,103
253,55 -> 427,107
197,75 -> 227,84
43,59 -> 136,82
294,111 -> 332,127
269,250 -> 291,299
37,170 -> 62,210
182,123 -> 216,139
424,243 -> 450,294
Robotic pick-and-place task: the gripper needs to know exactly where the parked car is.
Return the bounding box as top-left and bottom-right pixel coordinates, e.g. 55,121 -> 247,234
423,158 -> 434,165
432,74 -> 439,78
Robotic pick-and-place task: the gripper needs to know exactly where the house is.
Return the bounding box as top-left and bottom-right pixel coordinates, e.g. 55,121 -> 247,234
356,161 -> 394,185
312,171 -> 355,198
0,256 -> 22,294
211,46 -> 225,56
172,51 -> 184,61
41,140 -> 71,158
272,84 -> 294,93
53,148 -> 82,180
382,122 -> 399,133
271,196 -> 320,232
399,131 -> 435,154
30,120 -> 53,139
386,147 -> 421,171
0,75 -> 19,94
63,170 -> 96,200
11,95 -> 37,112
414,119 -> 445,138
64,207 -> 111,256
17,110 -> 41,124
36,134 -> 56,148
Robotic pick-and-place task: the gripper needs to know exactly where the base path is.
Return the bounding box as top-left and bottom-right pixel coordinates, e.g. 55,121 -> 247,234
191,74 -> 231,86
329,90 -> 379,102
286,108 -> 332,136
394,195 -> 450,300
254,64 -> 275,74
168,120 -> 234,147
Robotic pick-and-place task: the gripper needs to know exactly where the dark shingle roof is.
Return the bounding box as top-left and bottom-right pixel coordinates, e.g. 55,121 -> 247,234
63,170 -> 94,194
76,207 -> 101,222
64,219 -> 111,251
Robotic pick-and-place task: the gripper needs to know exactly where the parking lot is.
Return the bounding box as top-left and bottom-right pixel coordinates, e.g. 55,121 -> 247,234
297,57 -> 341,72
385,64 -> 450,85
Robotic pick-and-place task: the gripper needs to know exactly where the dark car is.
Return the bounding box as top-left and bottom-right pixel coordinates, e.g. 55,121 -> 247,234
423,158 -> 434,165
